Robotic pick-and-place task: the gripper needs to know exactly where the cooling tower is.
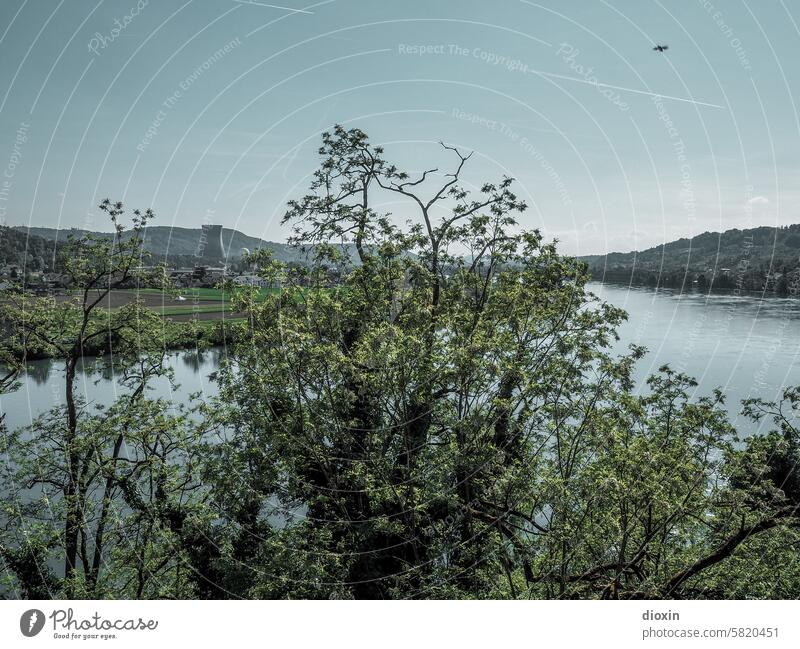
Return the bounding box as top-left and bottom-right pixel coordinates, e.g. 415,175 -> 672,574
199,224 -> 224,262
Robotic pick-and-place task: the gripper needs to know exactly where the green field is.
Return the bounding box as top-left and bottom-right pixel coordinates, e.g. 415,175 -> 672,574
58,286 -> 314,324
158,305 -> 233,316
134,287 -> 235,301
135,287 -> 280,302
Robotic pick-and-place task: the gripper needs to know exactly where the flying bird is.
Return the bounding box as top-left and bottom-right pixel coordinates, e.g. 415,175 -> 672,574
653,44 -> 669,52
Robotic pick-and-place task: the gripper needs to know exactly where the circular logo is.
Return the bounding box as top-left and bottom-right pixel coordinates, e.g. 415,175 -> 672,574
20,609 -> 45,637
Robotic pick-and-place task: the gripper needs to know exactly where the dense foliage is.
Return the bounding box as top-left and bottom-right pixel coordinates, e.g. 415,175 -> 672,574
0,225 -> 60,274
1,130 -> 799,599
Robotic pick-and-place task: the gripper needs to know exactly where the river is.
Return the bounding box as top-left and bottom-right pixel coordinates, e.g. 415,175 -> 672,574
2,283 -> 800,433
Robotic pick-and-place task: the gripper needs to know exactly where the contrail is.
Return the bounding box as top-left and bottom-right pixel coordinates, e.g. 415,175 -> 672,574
528,68 -> 725,110
233,0 -> 313,13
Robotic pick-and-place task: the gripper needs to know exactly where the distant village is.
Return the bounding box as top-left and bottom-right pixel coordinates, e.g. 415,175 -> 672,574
0,224 -> 289,293
0,263 -> 271,291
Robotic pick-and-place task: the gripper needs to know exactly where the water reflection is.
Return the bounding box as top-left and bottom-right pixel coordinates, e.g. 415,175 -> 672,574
181,347 -> 225,373
1,349 -> 224,433
23,359 -> 52,386
592,283 -> 800,429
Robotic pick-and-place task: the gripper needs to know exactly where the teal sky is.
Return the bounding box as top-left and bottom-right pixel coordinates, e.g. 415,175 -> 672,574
1,0 -> 798,255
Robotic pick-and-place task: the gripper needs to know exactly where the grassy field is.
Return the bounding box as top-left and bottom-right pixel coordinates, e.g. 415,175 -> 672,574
134,287 -> 279,302
135,287 -> 232,301
60,289 -> 247,321
158,305 -> 233,316
58,286 -> 312,323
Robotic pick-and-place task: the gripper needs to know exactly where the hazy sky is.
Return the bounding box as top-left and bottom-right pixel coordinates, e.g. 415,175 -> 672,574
1,0 -> 798,255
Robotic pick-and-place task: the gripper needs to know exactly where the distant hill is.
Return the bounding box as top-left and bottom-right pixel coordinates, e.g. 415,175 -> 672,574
581,224 -> 800,270
8,222 -> 800,294
11,225 -> 306,263
0,226 -> 61,272
581,224 -> 800,293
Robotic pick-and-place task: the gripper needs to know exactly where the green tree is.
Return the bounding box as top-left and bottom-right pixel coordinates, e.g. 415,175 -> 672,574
206,127 -> 800,599
0,200 -> 177,596
3,132 -> 799,601
207,126 -> 631,598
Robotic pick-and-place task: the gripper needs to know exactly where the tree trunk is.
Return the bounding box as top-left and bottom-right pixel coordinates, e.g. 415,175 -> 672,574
63,357 -> 81,594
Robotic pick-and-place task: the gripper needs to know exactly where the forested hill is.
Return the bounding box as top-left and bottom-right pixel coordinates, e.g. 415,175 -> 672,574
8,222 -> 800,291
11,225 -> 303,263
580,224 -> 800,292
0,225 -> 61,272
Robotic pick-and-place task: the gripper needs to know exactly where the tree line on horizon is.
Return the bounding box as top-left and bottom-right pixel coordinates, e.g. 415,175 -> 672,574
6,205 -> 800,297
585,224 -> 800,295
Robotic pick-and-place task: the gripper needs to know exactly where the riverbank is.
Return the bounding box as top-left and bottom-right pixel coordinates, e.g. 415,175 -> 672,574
589,278 -> 799,300
13,317 -> 245,361
2,287 -> 251,361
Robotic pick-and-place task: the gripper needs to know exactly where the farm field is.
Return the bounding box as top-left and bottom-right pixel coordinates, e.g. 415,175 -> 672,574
23,286 -> 316,323
51,288 -> 249,321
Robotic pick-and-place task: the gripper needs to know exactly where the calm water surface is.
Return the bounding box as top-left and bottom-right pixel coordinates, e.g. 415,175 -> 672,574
2,284 -> 800,431
593,282 -> 800,429
0,348 -> 226,433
